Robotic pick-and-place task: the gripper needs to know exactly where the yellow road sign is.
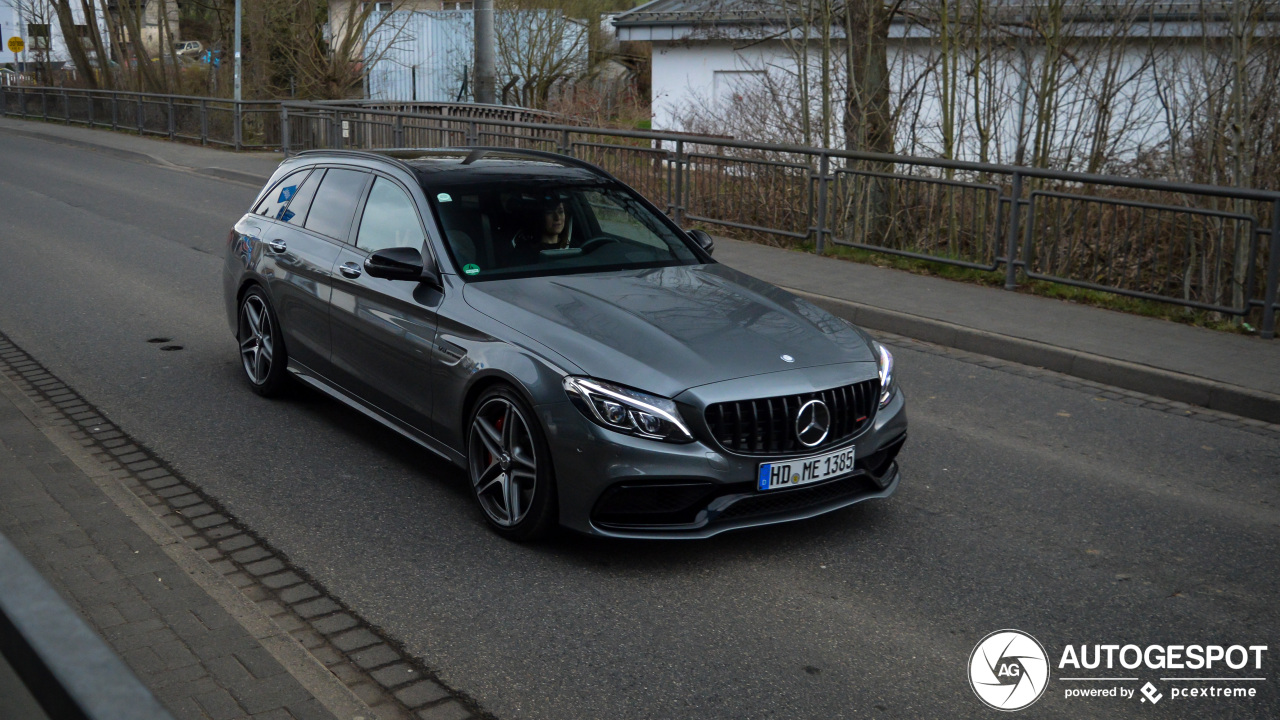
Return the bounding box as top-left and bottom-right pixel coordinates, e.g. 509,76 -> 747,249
7,37 -> 24,53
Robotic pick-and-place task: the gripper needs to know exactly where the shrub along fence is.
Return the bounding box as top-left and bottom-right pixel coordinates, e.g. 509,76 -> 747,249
5,85 -> 1279,338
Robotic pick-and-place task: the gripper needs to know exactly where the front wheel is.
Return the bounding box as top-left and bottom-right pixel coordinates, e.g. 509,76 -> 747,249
237,287 -> 289,397
467,386 -> 558,541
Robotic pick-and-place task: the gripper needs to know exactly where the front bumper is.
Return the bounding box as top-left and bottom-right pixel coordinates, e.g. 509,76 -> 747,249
537,386 -> 907,539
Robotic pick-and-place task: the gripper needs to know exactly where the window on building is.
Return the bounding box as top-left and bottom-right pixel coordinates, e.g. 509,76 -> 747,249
27,24 -> 51,51
442,2 -> 473,9
75,24 -> 93,39
363,1 -> 394,12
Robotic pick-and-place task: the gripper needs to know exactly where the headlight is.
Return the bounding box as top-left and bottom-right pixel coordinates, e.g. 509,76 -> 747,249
873,341 -> 895,408
563,377 -> 694,443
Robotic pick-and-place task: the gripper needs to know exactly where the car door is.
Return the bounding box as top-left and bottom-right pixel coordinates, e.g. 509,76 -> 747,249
254,167 -> 347,372
328,173 -> 443,434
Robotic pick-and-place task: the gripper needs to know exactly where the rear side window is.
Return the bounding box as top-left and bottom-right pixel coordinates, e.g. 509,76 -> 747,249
280,169 -> 324,225
355,177 -> 425,253
303,169 -> 369,240
254,169 -> 311,219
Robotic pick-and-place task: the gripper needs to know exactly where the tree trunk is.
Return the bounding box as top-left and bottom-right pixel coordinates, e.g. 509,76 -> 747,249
842,0 -> 894,248
52,0 -> 99,88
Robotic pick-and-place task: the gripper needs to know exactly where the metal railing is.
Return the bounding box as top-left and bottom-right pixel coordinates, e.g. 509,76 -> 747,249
0,531 -> 174,720
5,85 -> 1279,338
0,85 -> 283,150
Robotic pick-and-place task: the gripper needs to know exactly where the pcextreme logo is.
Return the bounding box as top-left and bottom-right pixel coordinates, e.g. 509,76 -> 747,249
969,630 -> 1270,711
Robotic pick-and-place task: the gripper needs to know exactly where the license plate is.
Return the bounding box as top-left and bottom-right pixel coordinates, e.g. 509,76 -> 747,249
757,446 -> 856,491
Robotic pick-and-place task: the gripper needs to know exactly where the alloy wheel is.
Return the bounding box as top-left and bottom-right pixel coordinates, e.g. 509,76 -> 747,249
468,397 -> 539,527
238,294 -> 274,386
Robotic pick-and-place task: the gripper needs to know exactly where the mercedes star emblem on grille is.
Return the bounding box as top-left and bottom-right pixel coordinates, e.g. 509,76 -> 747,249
795,399 -> 831,447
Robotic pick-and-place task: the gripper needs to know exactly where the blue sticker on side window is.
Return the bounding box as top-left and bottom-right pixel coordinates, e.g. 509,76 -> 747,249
277,185 -> 297,203
279,209 -> 295,223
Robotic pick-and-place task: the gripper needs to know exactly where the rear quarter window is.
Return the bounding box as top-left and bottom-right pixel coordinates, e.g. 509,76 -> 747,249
254,169 -> 312,219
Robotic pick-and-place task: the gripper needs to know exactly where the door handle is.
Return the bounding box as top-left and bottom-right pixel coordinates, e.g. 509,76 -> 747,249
268,239 -> 287,253
339,262 -> 362,279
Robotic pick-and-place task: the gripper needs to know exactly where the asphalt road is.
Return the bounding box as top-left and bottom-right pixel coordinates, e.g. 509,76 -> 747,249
2,128 -> 1277,719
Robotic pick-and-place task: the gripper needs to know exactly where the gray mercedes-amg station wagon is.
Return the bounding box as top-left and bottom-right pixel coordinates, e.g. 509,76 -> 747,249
223,148 -> 907,540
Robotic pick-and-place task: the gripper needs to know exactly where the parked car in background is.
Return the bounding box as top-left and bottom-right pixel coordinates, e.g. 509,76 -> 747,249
173,40 -> 203,57
223,148 -> 907,541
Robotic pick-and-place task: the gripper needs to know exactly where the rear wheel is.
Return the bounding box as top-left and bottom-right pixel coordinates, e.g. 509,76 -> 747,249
237,287 -> 289,397
467,386 -> 557,541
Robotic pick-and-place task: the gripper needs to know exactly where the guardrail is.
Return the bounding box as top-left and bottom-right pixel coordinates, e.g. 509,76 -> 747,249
5,85 -> 1279,338
0,531 -> 174,720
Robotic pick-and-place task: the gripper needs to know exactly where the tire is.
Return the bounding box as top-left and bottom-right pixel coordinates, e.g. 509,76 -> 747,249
237,286 -> 290,397
466,385 -> 558,541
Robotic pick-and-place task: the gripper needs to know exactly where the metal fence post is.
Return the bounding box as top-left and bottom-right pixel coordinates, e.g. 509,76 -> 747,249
87,91 -> 95,127
62,88 -> 69,124
111,92 -> 118,130
673,140 -> 685,226
281,105 -> 291,156
559,128 -> 571,156
392,113 -> 403,148
41,90 -> 48,121
467,120 -> 478,146
19,87 -> 27,117
199,99 -> 208,145
1261,198 -> 1280,339
814,153 -> 830,254
1004,171 -> 1023,290
136,95 -> 143,134
331,110 -> 342,149
167,97 -> 175,139
234,102 -> 243,150
1,84 -> 7,117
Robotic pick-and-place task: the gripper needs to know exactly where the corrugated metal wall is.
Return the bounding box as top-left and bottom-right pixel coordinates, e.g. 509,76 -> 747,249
364,10 -> 587,104
366,11 -> 474,103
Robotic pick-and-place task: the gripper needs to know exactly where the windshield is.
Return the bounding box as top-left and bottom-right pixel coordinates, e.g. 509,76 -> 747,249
426,182 -> 703,280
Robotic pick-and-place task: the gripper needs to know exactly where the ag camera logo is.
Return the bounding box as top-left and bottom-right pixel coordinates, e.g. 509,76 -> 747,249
969,629 -> 1050,711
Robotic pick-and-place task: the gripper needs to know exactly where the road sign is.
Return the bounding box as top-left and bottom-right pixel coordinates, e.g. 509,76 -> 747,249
7,36 -> 23,53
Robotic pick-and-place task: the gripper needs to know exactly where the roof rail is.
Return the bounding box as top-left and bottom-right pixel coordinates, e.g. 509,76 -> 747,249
438,146 -> 624,184
291,148 -> 416,175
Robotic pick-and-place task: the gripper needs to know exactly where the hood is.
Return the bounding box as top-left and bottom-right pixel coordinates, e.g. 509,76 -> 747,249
462,264 -> 876,398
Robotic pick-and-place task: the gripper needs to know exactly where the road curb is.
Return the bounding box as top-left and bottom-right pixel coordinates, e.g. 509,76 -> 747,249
787,287 -> 1280,425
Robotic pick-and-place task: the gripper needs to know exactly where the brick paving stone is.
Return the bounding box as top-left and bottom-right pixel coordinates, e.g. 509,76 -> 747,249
310,613 -> 358,635
139,469 -> 174,482
203,524 -> 241,540
370,702 -> 414,720
244,558 -> 286,576
116,451 -> 147,464
351,643 -> 399,671
331,628 -> 380,652
289,628 -> 326,650
261,571 -> 302,589
279,583 -> 320,604
126,460 -> 159,472
350,681 -> 390,707
195,687 -> 248,720
230,546 -> 270,563
179,503 -> 215,518
217,535 -> 255,552
191,513 -> 229,530
416,700 -> 472,720
224,572 -> 254,589
371,663 -> 418,689
394,680 -> 449,708
197,547 -> 224,562
292,597 -> 339,619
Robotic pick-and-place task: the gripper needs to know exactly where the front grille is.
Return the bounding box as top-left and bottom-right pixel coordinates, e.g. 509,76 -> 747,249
704,378 -> 880,456
714,473 -> 880,522
592,482 -> 717,527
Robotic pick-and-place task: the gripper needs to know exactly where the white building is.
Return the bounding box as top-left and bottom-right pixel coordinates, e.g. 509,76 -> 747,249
613,1 -> 1280,170
1,0 -> 110,70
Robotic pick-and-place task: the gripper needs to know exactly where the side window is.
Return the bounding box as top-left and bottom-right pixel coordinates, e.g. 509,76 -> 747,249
303,169 -> 369,241
356,177 -> 425,254
254,169 -> 311,219
280,169 -> 324,225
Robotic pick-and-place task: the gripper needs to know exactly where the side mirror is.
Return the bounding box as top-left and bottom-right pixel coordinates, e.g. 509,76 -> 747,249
365,247 -> 442,290
688,229 -> 715,255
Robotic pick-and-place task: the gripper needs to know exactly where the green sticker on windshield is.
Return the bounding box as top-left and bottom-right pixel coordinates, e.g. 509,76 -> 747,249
463,263 -> 481,275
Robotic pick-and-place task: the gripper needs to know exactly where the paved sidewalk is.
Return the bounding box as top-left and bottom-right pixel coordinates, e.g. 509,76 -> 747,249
0,370 -> 343,719
1,113 -> 1276,422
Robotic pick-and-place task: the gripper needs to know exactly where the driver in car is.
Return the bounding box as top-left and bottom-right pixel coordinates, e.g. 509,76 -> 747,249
508,194 -> 570,265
